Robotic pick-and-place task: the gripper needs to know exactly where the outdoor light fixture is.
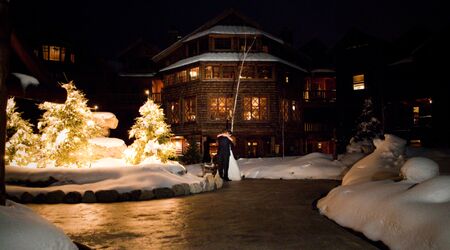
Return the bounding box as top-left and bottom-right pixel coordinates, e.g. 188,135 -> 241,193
145,89 -> 150,96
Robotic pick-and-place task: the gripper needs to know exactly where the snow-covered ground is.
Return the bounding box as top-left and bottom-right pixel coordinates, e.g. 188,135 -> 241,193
187,152 -> 353,180
318,134 -> 450,249
3,133 -> 449,249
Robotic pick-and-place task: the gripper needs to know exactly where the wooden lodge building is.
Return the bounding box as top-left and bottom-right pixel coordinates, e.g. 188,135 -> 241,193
151,10 -> 337,158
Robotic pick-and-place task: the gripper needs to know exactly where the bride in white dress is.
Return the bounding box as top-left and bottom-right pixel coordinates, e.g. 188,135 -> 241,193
228,145 -> 242,181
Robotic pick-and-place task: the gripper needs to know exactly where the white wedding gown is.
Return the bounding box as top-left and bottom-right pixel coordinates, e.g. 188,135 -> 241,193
228,148 -> 242,181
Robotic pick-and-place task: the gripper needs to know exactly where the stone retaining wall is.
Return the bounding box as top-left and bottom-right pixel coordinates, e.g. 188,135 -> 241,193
7,174 -> 223,204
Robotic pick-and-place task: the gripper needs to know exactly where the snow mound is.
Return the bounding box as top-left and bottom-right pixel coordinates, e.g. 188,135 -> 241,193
216,153 -> 346,180
318,177 -> 450,249
342,134 -> 406,185
401,157 -> 439,183
0,200 -> 77,250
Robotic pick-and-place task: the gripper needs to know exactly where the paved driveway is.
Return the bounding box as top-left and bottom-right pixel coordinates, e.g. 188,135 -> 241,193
29,179 -> 379,249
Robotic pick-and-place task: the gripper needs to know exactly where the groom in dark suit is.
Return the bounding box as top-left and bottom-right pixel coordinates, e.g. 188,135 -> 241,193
217,129 -> 233,181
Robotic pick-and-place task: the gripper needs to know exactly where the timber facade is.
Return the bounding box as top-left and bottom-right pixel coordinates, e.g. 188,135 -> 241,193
152,10 -> 322,159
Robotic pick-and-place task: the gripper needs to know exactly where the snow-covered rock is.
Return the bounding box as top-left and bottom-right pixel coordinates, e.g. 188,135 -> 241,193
89,137 -> 127,159
92,112 -> 119,136
0,200 -> 77,250
401,157 -> 439,183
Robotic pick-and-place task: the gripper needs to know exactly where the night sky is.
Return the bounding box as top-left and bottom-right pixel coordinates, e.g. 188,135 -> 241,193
9,0 -> 449,58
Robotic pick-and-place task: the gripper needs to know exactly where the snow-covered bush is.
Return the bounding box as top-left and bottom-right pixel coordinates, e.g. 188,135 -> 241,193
37,82 -> 103,167
5,97 -> 39,166
125,99 -> 175,164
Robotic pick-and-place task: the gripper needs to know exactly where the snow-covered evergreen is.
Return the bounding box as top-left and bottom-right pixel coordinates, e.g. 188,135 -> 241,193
37,82 -> 102,167
125,98 -> 175,164
5,97 -> 38,166
347,97 -> 383,153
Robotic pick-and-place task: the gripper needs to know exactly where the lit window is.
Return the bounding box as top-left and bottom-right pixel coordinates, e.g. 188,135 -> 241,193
244,96 -> 268,120
285,72 -> 289,83
167,101 -> 180,124
189,67 -> 199,81
176,70 -> 188,83
184,97 -> 196,122
209,96 -> 233,120
42,45 -> 49,60
49,46 -> 61,61
292,100 -> 300,121
353,74 -> 365,90
204,66 -> 220,79
413,106 -> 420,125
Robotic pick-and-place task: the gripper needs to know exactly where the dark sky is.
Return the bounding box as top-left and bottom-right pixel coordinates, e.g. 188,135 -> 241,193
10,0 -> 449,58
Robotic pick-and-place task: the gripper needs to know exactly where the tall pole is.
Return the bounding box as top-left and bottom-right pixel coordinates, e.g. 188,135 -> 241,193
0,0 -> 11,206
230,35 -> 256,133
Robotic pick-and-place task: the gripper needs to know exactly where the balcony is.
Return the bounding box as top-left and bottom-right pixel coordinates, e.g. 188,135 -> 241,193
303,90 -> 336,103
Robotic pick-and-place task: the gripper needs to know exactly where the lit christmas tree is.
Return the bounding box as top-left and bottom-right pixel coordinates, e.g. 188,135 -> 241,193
125,98 -> 175,164
348,97 -> 383,153
37,81 -> 102,167
5,97 -> 38,166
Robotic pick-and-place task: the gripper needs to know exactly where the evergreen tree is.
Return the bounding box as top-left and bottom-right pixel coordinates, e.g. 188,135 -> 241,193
348,97 -> 383,153
125,98 -> 175,164
37,81 -> 102,167
181,137 -> 201,164
5,98 -> 38,166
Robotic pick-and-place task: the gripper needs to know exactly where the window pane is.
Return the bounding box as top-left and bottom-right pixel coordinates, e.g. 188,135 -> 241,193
213,66 -> 220,78
49,46 -> 61,61
176,70 -> 187,83
184,97 -> 196,122
60,47 -> 66,62
240,66 -> 255,79
210,96 -> 233,120
257,66 -> 272,79
353,74 -> 365,90
42,45 -> 49,60
189,67 -> 199,81
222,66 -> 235,79
167,101 -> 180,124
214,38 -> 232,50
205,66 -> 213,79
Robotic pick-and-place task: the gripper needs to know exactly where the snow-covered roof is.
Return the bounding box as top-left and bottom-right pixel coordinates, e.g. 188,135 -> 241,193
184,25 -> 284,44
311,69 -> 336,74
160,52 -> 307,73
118,73 -> 156,77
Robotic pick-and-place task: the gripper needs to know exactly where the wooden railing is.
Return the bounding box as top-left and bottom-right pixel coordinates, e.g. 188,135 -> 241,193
303,90 -> 336,102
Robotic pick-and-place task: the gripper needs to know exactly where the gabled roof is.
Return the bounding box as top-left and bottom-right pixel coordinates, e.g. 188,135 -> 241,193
152,9 -> 281,62
159,52 -> 307,72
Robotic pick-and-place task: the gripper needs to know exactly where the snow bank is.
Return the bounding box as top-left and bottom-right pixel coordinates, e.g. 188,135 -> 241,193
342,134 -> 406,185
186,152 -> 348,180
318,134 -> 450,249
317,177 -> 450,249
0,200 -> 77,250
6,157 -> 202,199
